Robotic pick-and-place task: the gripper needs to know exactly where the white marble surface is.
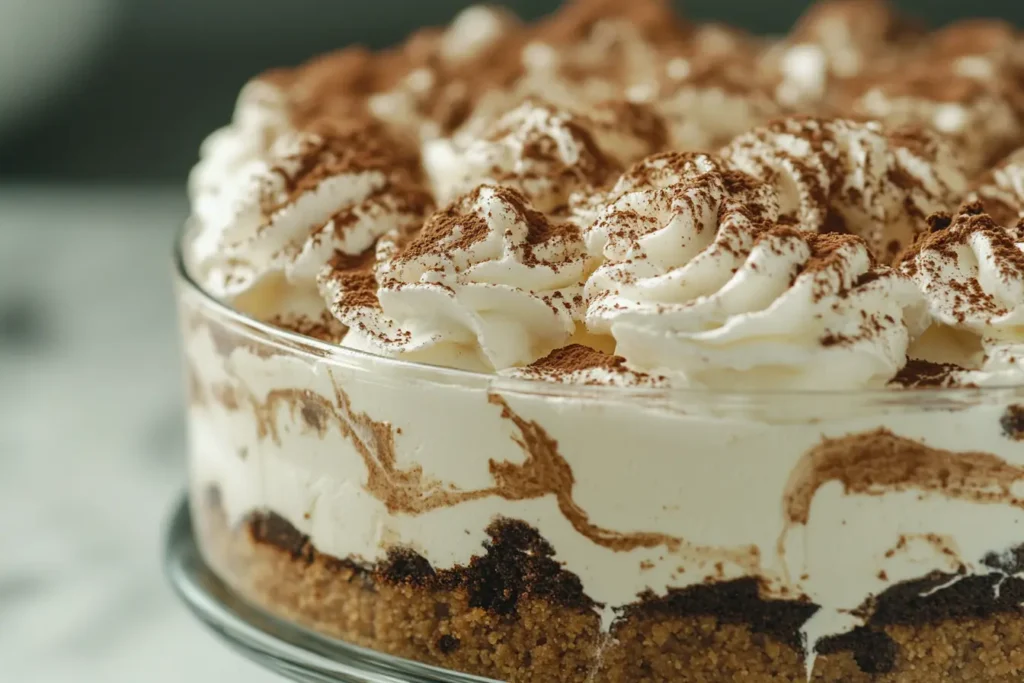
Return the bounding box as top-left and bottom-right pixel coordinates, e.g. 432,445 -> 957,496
0,187 -> 279,682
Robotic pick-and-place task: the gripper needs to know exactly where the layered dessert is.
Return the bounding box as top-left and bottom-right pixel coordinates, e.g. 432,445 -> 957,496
178,1 -> 1024,680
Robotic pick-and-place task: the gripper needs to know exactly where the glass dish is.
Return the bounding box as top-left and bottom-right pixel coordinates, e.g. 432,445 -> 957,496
174,225 -> 1024,683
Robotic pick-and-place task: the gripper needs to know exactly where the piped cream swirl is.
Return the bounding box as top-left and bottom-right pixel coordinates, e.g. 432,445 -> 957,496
322,185 -> 594,371
189,117 -> 432,338
902,208 -> 1024,341
969,147 -> 1024,227
423,98 -> 665,212
579,152 -> 927,390
847,68 -> 1023,175
188,80 -> 294,250
723,117 -> 967,263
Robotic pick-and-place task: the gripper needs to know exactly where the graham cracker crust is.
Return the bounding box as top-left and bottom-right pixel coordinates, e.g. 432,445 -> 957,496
195,494 -> 1024,682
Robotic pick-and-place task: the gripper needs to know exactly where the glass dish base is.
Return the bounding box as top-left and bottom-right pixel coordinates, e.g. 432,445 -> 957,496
163,496 -> 499,683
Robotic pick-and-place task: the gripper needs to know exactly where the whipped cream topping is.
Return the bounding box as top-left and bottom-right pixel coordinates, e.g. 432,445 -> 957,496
521,7 -> 769,151
785,0 -> 917,79
187,0 -> 1024,391
518,0 -> 689,103
575,152 -> 927,390
847,68 -> 1023,174
366,6 -> 526,142
768,0 -> 917,108
188,80 -> 294,243
423,98 -> 665,211
928,19 -> 1024,84
439,5 -> 521,64
321,185 -> 594,371
969,147 -> 1024,227
646,53 -> 781,151
968,340 -> 1024,385
189,117 -> 432,338
724,117 -> 967,263
574,151 -> 779,260
902,207 -> 1024,344
771,43 -> 830,110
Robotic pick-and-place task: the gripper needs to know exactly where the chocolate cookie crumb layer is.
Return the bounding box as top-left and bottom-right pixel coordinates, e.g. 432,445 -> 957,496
196,493 -> 1024,683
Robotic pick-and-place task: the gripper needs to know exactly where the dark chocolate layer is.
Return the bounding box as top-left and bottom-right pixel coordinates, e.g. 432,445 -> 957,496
379,518 -> 597,615
621,580 -> 815,650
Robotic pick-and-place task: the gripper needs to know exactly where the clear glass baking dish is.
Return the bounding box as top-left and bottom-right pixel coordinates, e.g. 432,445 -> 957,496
175,226 -> 1024,683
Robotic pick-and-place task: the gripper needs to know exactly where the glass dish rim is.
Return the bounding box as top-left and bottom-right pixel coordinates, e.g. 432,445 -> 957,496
173,222 -> 1024,402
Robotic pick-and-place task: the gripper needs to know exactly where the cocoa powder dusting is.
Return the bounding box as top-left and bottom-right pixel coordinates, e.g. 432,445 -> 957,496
753,227 -> 872,303
724,117 -> 942,265
261,12 -> 528,137
889,359 -> 964,388
260,47 -> 388,126
267,311 -> 348,343
675,55 -> 767,98
900,208 -> 1024,290
326,249 -> 383,311
267,117 -> 420,216
926,211 -> 954,234
805,232 -> 870,273
969,152 -> 1024,226
528,344 -> 629,374
397,191 -> 492,262
499,186 -> 583,267
491,104 -> 618,196
599,100 -> 670,154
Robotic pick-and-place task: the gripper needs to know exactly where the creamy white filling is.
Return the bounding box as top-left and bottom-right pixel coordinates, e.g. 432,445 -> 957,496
185,323 -> 1024,662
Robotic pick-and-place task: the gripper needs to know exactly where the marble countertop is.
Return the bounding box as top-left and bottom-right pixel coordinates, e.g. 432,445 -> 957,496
0,187 -> 279,682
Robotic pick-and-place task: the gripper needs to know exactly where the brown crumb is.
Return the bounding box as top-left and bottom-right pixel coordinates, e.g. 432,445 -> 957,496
198,493 -> 1024,683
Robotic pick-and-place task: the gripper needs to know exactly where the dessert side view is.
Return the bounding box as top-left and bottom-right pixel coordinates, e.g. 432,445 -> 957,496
177,0 -> 1024,680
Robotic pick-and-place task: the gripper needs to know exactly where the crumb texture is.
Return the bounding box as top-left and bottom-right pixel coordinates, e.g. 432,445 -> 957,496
196,496 -> 1024,683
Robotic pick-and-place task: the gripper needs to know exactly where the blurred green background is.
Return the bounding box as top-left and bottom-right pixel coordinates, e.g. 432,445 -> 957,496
0,0 -> 1020,183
